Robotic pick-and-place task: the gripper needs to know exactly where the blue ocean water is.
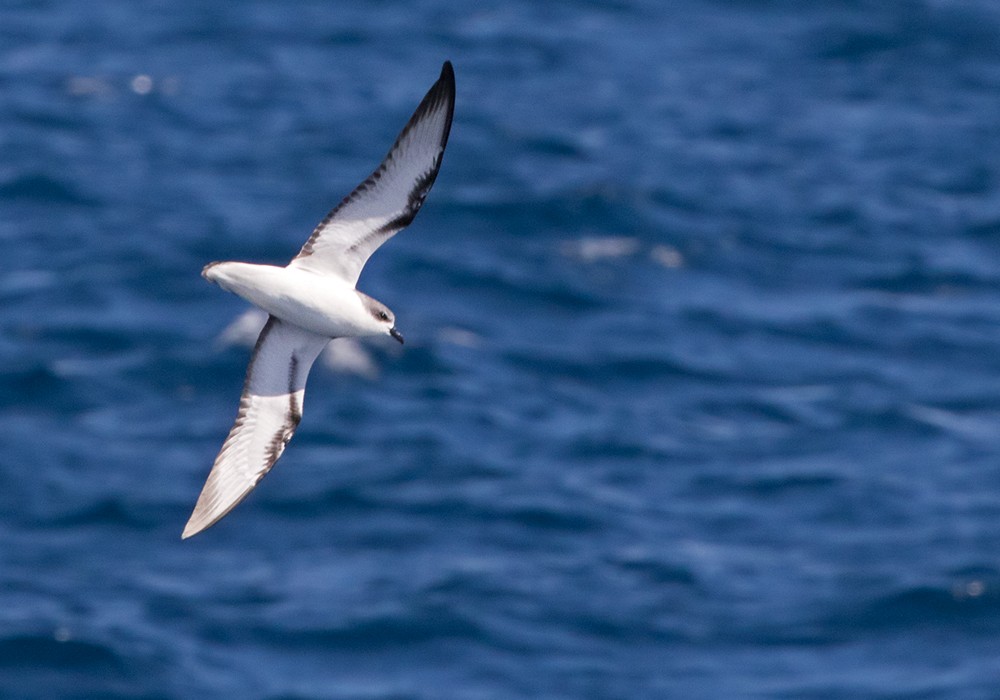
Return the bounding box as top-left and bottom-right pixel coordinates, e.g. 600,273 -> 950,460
4,0 -> 1000,697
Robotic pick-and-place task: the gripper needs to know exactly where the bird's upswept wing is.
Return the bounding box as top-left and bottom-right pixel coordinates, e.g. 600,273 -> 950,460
183,317 -> 329,538
289,61 -> 455,286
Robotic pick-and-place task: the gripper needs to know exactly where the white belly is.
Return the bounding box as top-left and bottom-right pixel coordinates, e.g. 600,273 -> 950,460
204,262 -> 370,338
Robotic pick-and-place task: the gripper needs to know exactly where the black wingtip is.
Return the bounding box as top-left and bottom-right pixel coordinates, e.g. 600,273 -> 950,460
439,61 -> 456,142
413,60 -> 455,122
435,61 -> 455,107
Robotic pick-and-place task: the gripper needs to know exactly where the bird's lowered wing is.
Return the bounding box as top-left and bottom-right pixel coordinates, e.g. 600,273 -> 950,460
183,317 -> 329,538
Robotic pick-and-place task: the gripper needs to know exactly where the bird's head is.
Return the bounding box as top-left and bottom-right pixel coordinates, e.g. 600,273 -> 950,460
361,295 -> 403,344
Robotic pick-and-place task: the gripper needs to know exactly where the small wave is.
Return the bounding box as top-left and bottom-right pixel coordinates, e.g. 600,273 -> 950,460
902,404 -> 1000,444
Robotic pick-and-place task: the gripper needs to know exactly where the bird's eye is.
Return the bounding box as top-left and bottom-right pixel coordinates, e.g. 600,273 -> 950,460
379,311 -> 389,321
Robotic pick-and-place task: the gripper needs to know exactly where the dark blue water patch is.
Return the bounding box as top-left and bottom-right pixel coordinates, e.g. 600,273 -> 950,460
4,364 -> 68,406
810,2 -> 1000,66
258,481 -> 391,519
965,214 -> 1000,238
916,162 -> 996,199
949,564 -> 1000,582
0,634 -> 123,670
502,347 -> 723,385
403,258 -> 608,325
0,172 -> 97,205
827,583 -> 1000,637
445,187 -> 665,241
689,472 -> 842,499
858,268 -> 1000,296
518,134 -> 588,159
358,480 -> 606,536
607,549 -> 699,587
263,694 -> 417,700
37,497 -> 162,532
812,21 -> 911,62
0,633 -> 171,700
243,606 -> 487,652
646,182 -> 711,217
561,433 -> 680,462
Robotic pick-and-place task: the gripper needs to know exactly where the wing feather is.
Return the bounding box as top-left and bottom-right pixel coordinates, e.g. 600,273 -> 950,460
183,317 -> 329,538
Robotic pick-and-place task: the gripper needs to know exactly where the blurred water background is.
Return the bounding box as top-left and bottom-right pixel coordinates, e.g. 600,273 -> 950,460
4,1 -> 1000,698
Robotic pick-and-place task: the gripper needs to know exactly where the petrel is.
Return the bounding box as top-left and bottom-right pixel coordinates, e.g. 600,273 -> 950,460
183,61 -> 455,538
